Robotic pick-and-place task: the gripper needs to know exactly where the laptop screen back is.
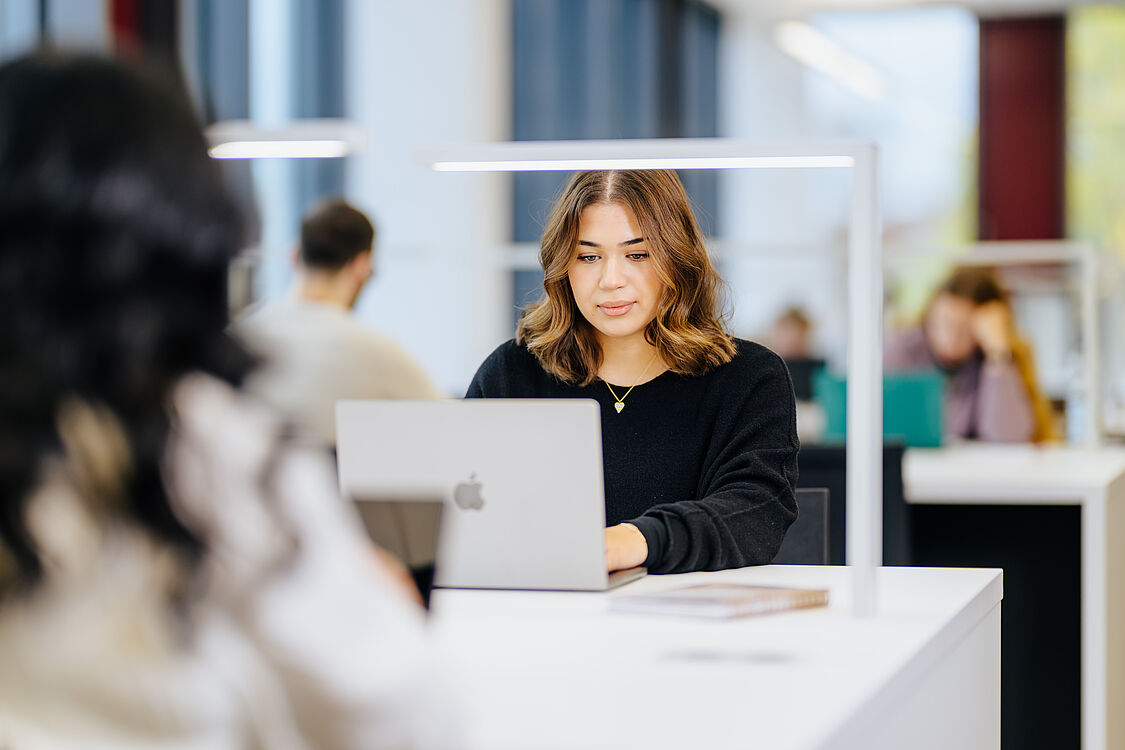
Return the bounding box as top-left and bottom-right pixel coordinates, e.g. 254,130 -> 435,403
336,399 -> 612,590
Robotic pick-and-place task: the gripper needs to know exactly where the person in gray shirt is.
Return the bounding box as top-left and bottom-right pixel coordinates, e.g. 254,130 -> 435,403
235,200 -> 442,446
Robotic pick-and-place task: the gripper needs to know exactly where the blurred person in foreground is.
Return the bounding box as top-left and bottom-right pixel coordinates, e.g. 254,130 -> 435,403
0,53 -> 458,749
884,267 -> 1055,443
235,200 -> 442,447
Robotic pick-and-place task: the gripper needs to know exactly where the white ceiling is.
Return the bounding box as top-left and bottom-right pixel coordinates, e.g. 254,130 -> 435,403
710,0 -> 1102,22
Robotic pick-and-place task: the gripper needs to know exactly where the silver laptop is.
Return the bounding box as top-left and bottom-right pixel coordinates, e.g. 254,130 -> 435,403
335,399 -> 645,591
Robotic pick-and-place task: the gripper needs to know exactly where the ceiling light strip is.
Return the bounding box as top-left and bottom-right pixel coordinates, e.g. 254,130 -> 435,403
209,140 -> 352,159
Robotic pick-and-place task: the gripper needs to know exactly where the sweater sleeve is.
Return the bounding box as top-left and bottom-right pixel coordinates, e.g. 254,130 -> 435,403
629,347 -> 800,574
975,360 -> 1036,442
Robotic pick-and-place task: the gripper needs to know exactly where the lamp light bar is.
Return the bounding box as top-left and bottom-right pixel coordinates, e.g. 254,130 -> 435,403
432,155 -> 855,172
420,138 -> 866,173
209,139 -> 352,159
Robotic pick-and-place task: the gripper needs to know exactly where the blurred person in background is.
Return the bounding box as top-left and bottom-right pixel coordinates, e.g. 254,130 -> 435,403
764,305 -> 814,360
0,53 -> 458,750
761,304 -> 824,405
884,266 -> 1055,443
467,170 -> 798,575
234,199 -> 442,447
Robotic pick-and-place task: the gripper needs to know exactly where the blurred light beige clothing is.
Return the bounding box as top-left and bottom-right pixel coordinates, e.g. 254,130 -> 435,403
0,375 -> 461,750
234,300 -> 443,445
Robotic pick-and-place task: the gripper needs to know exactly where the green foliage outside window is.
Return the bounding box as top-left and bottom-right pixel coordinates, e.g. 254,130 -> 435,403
1068,4 -> 1125,258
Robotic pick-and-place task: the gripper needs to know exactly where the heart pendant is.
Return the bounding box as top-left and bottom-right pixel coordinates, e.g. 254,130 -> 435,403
614,402 -> 625,413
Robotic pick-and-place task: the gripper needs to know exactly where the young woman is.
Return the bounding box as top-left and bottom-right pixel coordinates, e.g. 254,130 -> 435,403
885,267 -> 1056,443
467,170 -> 799,575
0,54 -> 457,749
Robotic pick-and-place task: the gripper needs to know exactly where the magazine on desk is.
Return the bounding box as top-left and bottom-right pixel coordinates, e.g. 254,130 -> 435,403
610,582 -> 829,619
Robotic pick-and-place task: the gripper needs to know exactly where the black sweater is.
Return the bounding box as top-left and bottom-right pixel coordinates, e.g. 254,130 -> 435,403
465,338 -> 799,574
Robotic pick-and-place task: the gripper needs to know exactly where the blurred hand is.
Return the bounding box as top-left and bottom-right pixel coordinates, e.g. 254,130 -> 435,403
371,545 -> 424,608
970,301 -> 1015,362
605,523 -> 648,572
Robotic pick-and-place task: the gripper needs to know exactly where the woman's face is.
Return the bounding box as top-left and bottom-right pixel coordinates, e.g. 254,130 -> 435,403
925,292 -> 977,366
567,202 -> 665,347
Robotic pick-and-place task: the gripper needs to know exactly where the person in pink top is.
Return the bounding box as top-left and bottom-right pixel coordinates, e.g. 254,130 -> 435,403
884,267 -> 1055,443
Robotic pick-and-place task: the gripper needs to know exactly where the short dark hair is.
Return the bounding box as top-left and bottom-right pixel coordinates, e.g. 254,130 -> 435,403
299,199 -> 375,270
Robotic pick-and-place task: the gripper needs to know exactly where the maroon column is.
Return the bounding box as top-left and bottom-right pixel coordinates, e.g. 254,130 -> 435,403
109,0 -> 178,66
978,16 -> 1066,240
109,0 -> 141,55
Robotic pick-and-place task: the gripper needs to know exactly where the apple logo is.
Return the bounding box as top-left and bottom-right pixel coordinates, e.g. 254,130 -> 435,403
452,472 -> 485,511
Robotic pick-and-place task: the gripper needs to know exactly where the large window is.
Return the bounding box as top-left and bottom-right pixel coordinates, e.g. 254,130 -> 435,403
1068,4 -> 1125,432
722,6 -> 980,362
806,7 -> 979,319
187,0 -> 347,301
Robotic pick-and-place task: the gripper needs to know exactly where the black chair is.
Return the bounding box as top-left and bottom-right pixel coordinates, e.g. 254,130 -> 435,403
796,443 -> 910,566
772,487 -> 829,565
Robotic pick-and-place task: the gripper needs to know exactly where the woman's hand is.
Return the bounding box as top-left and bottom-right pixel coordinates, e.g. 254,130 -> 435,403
971,301 -> 1016,362
605,523 -> 648,571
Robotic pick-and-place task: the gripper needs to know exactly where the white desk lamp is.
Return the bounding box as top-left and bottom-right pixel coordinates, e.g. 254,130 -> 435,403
419,138 -> 884,615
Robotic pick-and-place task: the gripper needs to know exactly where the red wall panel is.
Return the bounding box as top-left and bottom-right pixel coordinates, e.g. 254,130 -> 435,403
109,0 -> 141,55
978,16 -> 1066,240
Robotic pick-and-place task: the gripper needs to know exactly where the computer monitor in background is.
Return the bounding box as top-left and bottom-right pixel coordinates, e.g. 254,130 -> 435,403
813,369 -> 945,448
783,357 -> 827,402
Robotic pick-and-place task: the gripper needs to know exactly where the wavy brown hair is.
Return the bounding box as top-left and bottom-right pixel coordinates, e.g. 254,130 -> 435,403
517,170 -> 736,385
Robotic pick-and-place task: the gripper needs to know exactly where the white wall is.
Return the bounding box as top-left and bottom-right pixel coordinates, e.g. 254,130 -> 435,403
345,0 -> 511,396
718,10 -> 850,367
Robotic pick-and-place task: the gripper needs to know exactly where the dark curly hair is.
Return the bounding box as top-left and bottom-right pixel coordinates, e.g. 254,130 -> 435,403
0,53 -> 255,593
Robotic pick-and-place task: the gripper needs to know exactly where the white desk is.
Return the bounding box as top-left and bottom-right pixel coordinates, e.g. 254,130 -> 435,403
904,444 -> 1125,750
430,565 -> 1001,750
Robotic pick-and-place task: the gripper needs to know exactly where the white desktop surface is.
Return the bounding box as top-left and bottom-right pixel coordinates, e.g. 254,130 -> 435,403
905,443 -> 1125,502
429,565 -> 1001,750
904,443 -> 1125,750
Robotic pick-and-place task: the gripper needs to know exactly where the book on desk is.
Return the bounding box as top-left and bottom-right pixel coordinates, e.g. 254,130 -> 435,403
610,583 -> 829,619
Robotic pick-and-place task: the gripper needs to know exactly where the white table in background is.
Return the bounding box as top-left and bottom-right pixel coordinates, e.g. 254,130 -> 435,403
430,565 -> 1001,750
904,444 -> 1125,750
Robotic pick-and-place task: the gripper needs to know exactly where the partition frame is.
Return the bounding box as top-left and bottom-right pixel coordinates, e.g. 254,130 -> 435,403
419,137 -> 883,614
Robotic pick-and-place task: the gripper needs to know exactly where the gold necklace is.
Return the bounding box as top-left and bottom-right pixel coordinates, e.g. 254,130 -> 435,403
604,351 -> 659,414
